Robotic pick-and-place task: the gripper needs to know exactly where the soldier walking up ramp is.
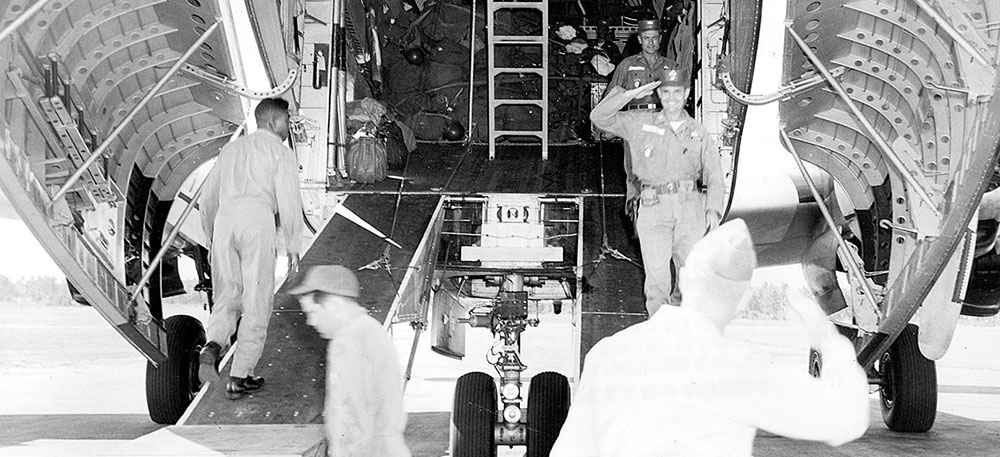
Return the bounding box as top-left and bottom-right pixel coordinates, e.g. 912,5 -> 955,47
116,194 -> 440,456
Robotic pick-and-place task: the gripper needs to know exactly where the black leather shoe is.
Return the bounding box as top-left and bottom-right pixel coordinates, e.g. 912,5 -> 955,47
243,375 -> 265,391
198,342 -> 221,384
226,376 -> 264,400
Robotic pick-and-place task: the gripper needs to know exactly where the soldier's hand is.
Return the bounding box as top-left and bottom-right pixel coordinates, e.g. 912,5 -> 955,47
627,81 -> 660,100
640,187 -> 659,206
787,288 -> 838,349
705,209 -> 722,232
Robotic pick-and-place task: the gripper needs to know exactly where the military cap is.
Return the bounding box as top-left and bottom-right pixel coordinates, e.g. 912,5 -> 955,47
287,265 -> 360,298
637,18 -> 661,34
657,65 -> 689,88
686,219 -> 757,282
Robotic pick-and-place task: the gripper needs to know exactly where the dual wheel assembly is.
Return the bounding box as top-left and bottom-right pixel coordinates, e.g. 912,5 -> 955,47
452,371 -> 571,457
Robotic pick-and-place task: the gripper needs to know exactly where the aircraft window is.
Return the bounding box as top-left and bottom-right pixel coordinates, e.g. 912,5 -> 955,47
188,0 -> 202,7
806,2 -> 821,13
192,14 -> 206,25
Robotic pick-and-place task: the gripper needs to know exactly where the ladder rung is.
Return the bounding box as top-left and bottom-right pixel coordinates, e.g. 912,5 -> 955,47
494,36 -> 544,44
493,99 -> 544,106
490,2 -> 544,12
494,130 -> 544,136
492,67 -> 545,75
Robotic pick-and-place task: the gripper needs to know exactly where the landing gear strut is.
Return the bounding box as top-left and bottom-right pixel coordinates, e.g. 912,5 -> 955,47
449,273 -> 571,457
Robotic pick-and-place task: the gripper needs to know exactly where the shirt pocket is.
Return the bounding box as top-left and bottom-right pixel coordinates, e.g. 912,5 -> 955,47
627,69 -> 647,88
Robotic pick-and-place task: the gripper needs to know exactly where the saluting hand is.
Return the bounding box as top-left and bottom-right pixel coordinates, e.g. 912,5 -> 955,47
625,81 -> 661,100
787,288 -> 838,349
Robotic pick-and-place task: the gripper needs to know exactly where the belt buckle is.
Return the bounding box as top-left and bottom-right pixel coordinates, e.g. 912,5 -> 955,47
665,182 -> 675,193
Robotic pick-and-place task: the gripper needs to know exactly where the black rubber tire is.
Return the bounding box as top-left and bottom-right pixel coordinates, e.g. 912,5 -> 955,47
880,324 -> 937,432
146,314 -> 206,424
451,372 -> 497,457
526,371 -> 571,457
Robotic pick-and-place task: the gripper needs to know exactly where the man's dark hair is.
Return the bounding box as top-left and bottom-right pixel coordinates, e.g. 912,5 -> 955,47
255,98 -> 289,125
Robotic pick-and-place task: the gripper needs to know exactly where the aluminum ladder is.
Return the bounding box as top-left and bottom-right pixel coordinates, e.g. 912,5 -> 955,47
487,0 -> 549,160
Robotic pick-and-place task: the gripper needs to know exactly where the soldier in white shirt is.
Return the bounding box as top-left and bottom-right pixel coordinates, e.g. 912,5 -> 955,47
197,98 -> 304,399
551,219 -> 869,456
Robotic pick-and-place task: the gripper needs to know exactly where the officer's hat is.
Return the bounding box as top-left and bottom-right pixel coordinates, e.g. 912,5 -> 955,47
657,64 -> 689,88
637,18 -> 661,34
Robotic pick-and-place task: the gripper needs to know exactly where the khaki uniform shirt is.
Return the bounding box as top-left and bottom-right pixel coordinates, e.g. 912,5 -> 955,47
605,53 -> 670,106
200,129 -> 304,255
550,306 -> 869,456
590,86 -> 725,216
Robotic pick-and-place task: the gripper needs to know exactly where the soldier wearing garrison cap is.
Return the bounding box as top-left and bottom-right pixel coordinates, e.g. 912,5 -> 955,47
551,220 -> 869,456
289,265 -> 411,457
603,16 -> 671,203
591,61 -> 725,317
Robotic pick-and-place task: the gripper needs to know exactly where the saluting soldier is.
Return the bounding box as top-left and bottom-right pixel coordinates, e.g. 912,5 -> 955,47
591,65 -> 724,317
604,17 -> 671,202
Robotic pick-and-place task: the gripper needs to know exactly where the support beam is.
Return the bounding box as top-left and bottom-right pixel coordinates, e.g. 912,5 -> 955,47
785,24 -> 941,217
779,128 -> 882,323
911,0 -> 990,68
0,0 -> 54,45
49,21 -> 221,206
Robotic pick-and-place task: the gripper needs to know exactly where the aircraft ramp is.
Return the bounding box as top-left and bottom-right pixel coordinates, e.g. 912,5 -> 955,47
579,197 -> 648,368
180,194 -> 440,427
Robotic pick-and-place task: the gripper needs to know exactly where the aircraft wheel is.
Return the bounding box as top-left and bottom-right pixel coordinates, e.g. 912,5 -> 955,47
146,314 -> 206,424
879,324 -> 937,432
451,372 -> 497,457
526,371 -> 571,457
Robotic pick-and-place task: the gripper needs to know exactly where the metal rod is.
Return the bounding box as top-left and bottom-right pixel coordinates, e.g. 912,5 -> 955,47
466,2 -> 476,145
127,122 -> 243,304
0,0 -> 54,45
779,129 -> 883,321
50,21 -> 221,206
128,174 -> 209,304
911,0 -> 991,68
330,0 -> 347,178
327,0 -> 342,184
785,25 -> 940,216
337,0 -> 348,178
401,323 -> 424,392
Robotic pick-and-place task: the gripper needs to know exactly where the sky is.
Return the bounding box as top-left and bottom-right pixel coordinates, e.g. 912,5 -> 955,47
0,2 -> 795,282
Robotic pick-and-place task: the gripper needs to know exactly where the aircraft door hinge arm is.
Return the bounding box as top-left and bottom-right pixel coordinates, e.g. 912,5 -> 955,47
179,63 -> 299,100
717,55 -> 846,106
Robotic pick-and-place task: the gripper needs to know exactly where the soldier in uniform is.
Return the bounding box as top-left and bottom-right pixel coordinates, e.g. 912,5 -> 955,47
604,17 -> 670,202
590,65 -> 724,317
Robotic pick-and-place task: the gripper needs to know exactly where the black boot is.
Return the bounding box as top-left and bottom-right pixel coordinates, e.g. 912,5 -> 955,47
198,341 -> 221,383
226,375 -> 265,400
243,375 -> 265,391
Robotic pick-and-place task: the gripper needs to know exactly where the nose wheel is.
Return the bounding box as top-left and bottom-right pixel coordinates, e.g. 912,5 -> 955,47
450,273 -> 572,456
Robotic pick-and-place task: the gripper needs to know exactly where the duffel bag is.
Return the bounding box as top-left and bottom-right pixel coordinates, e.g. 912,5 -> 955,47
347,135 -> 388,183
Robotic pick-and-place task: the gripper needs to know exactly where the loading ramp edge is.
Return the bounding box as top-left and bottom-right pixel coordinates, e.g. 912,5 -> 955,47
0,120 -> 167,364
